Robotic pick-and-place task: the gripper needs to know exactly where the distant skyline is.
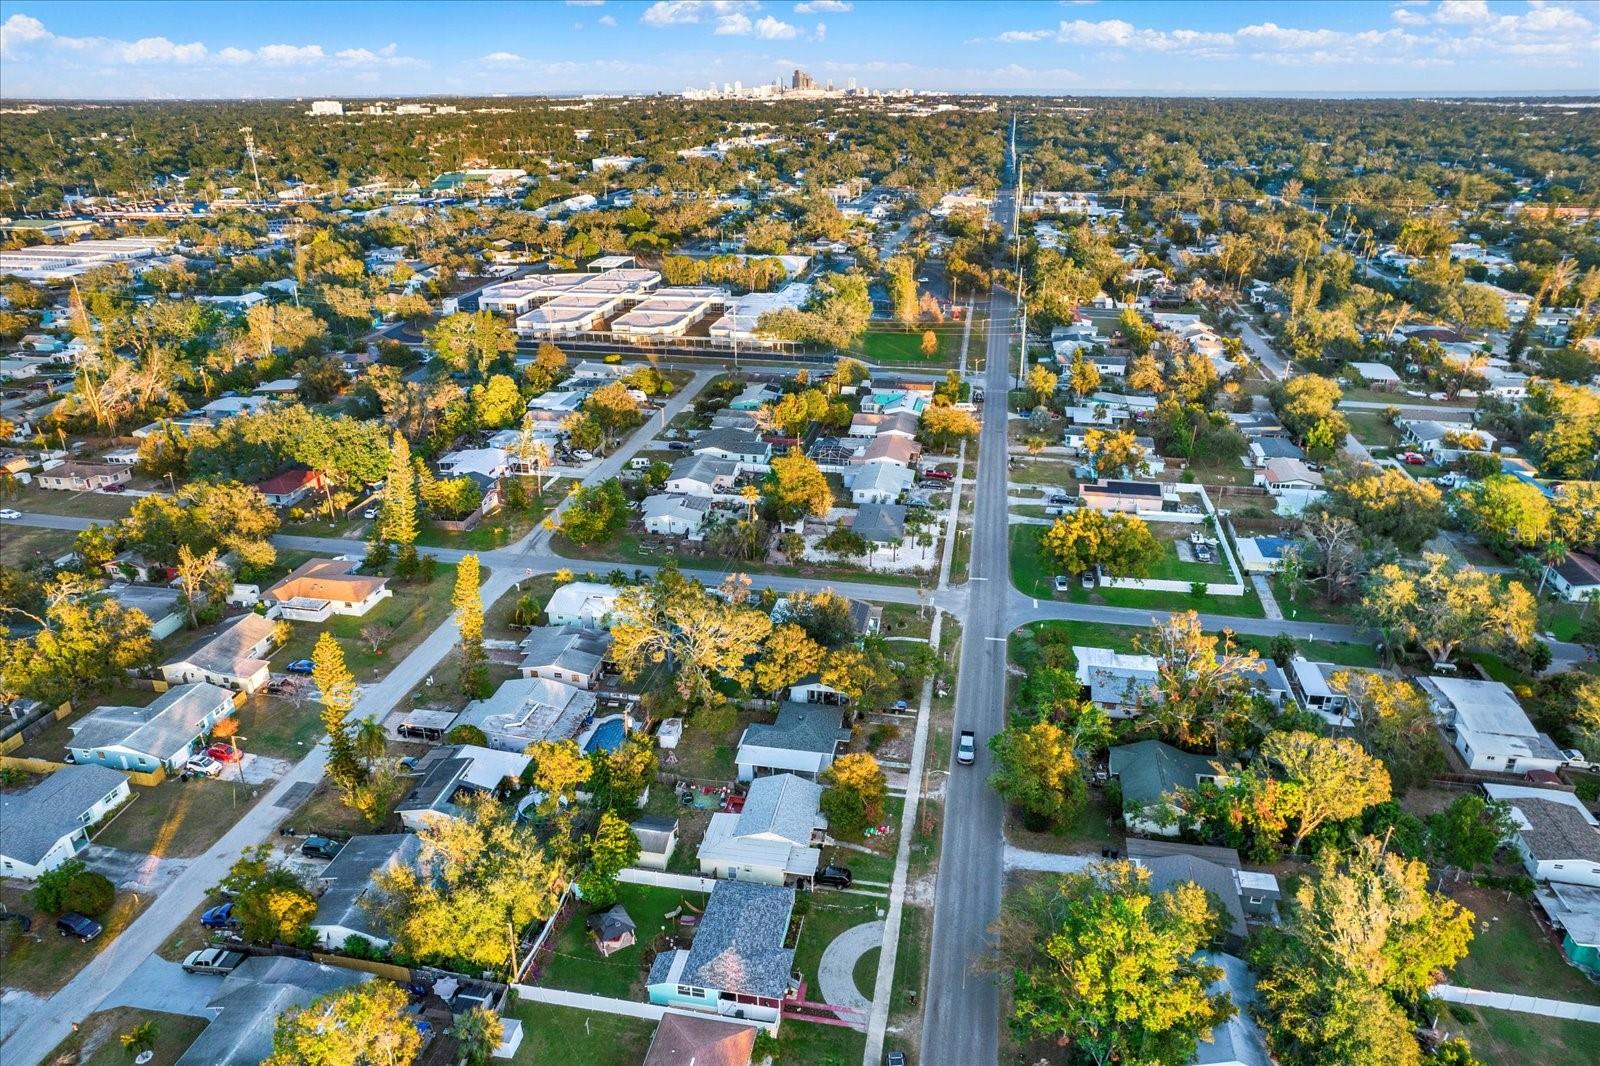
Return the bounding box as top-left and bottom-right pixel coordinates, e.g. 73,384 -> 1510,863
2,0 -> 1597,100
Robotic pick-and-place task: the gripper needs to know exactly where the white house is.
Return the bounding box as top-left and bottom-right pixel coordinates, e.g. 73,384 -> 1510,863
1500,796 -> 1600,888
264,559 -> 391,622
735,702 -> 851,783
395,745 -> 534,829
545,581 -> 622,627
666,455 -> 738,497
847,461 -> 914,506
67,683 -> 236,774
160,613 -> 277,694
518,625 -> 612,689
0,765 -> 130,880
642,493 -> 712,536
698,773 -> 827,886
1545,553 -> 1600,605
449,678 -> 597,754
1420,676 -> 1567,774
1075,646 -> 1161,717
693,428 -> 772,470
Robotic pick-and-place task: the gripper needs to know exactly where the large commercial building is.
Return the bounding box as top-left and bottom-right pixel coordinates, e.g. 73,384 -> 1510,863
0,236 -> 172,281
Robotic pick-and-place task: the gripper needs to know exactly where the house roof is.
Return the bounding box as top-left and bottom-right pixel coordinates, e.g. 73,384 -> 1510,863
650,881 -> 796,1000
1109,740 -> 1227,808
1262,457 -> 1325,488
1074,646 -> 1161,705
313,833 -> 420,940
1250,436 -> 1306,460
741,703 -> 850,757
861,434 -> 918,465
695,427 -> 769,457
544,581 -> 621,622
176,957 -> 370,1066
1139,853 -> 1248,941
1194,952 -> 1272,1066
1511,798 -> 1600,865
850,502 -> 907,544
849,462 -> 913,495
670,453 -> 738,486
643,1013 -> 757,1066
0,765 -> 126,865
631,815 -> 678,853
736,773 -> 826,847
1081,479 -> 1163,499
452,677 -> 596,750
643,493 -> 713,523
254,466 -> 322,496
1422,676 -> 1565,761
69,683 -> 233,760
1553,552 -> 1600,589
169,613 -> 276,679
519,624 -> 612,677
266,558 -> 388,606
397,744 -> 532,819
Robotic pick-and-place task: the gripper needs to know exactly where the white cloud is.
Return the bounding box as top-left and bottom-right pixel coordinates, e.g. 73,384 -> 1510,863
641,1 -> 757,28
715,12 -> 752,35
599,14 -> 617,26
996,29 -> 1054,43
756,16 -> 800,39
483,51 -> 525,64
814,21 -> 827,41
256,43 -> 326,64
795,1 -> 851,12
0,13 -> 48,57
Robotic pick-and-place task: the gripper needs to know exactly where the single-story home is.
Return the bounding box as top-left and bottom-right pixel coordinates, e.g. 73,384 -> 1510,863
1401,420 -> 1497,461
1075,646 -> 1161,717
1125,838 -> 1279,949
850,502 -> 907,547
518,625 -> 613,688
450,677 -> 597,754
848,461 -> 914,506
642,493 -> 713,536
0,765 -> 130,879
1420,676 -> 1566,774
1246,436 -> 1306,468
646,880 -> 796,1025
253,466 -> 327,508
1545,553 -> 1600,605
1108,740 -> 1231,838
667,454 -> 739,497
699,773 -> 827,886
643,1013 -> 757,1066
630,815 -> 679,871
67,682 -> 236,774
693,428 -> 772,469
736,702 -> 851,783
36,462 -> 131,493
265,558 -> 391,622
396,744 -> 532,829
545,581 -> 622,627
160,612 -> 278,694
1193,952 -> 1273,1066
176,957 -> 371,1066
1346,361 -> 1401,387
1286,657 -> 1353,728
1500,796 -> 1600,888
103,583 -> 185,640
310,833 -> 422,950
1079,479 -> 1167,513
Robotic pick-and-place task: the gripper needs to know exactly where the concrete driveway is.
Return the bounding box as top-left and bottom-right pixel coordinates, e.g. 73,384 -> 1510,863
79,846 -> 191,895
98,955 -> 222,1018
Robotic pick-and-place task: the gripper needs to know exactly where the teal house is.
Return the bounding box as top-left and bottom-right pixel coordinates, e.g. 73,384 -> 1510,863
645,880 -> 795,1027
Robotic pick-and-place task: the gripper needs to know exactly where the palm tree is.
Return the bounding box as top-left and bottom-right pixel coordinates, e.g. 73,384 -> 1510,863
1535,538 -> 1568,598
353,716 -> 387,767
740,484 -> 761,521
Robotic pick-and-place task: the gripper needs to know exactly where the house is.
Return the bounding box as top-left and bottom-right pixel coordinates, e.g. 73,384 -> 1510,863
310,833 -> 422,950
1079,479 -> 1167,513
1246,437 -> 1306,468
396,744 -> 532,829
860,434 -> 920,468
1108,740 -> 1230,838
1499,796 -> 1600,887
736,702 -> 851,783
1234,535 -> 1293,574
769,596 -> 880,638
1253,458 -> 1325,515
1125,838 -> 1279,948
176,957 -> 371,1066
643,493 -> 713,536
787,676 -> 851,705
694,428 -> 772,469
1074,646 -> 1161,716
518,625 -> 613,688
545,581 -> 622,626
103,583 -> 185,640
1532,880 -> 1600,976
436,447 -> 509,481
630,815 -> 680,871
645,880 -> 796,1025
850,502 -> 907,547
1192,953 -> 1273,1066
0,765 -> 130,879
449,677 -> 597,754
253,466 -> 327,508
588,905 -> 637,956
1347,361 -> 1401,387
1545,553 -> 1600,605
848,412 -> 919,440
1401,420 -> 1497,461
667,454 -> 739,497
699,773 -> 827,886
1286,658 -> 1352,728
67,683 -> 236,774
643,1013 -> 756,1066
729,382 -> 783,411
160,612 -> 277,694
36,462 -> 130,492
1420,676 -> 1566,774
265,558 -> 391,622
847,461 -> 913,505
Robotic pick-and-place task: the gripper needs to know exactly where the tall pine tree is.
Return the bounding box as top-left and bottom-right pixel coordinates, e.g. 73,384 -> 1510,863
376,431 -> 417,548
312,632 -> 365,794
453,554 -> 491,698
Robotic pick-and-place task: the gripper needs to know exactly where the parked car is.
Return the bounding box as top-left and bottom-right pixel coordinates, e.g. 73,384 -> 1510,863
1194,544 -> 1214,563
1044,505 -> 1067,516
1561,749 -> 1597,772
957,730 -> 977,766
816,865 -> 855,889
1402,451 -> 1427,465
887,1052 -> 907,1066
182,947 -> 246,975
201,902 -> 238,929
100,483 -> 125,493
666,441 -> 689,450
1047,493 -> 1071,505
921,468 -> 952,481
571,449 -> 594,462
0,509 -> 20,520
1053,575 -> 1071,593
301,836 -> 343,860
187,754 -> 222,778
285,659 -> 315,674
362,507 -> 379,520
206,743 -> 242,763
57,913 -> 102,941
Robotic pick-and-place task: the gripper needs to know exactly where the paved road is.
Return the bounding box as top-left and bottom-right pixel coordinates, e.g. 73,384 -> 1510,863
921,193 -> 1015,1066
1233,313 -> 1289,381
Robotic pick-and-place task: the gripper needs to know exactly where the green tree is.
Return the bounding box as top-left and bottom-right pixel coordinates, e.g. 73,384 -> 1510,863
1262,730 -> 1391,853
454,1006 -> 505,1066
1330,671 -> 1442,792
557,479 -> 629,546
1039,509 -> 1163,582
820,752 -> 888,838
425,310 -> 515,377
266,980 -> 421,1066
1359,553 -> 1537,666
526,739 -> 592,814
611,571 -> 773,708
1426,794 -> 1516,879
575,811 -> 641,906
312,632 -> 365,796
1453,473 -> 1553,553
1321,467 -> 1444,552
996,861 -> 1232,1066
453,554 -> 490,698
752,623 -> 826,695
470,373 -> 523,431
988,721 -> 1087,831
376,431 -> 417,548
765,448 -> 833,521
220,844 -> 318,946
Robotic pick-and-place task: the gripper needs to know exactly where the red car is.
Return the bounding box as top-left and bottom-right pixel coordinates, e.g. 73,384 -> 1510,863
101,483 -> 126,492
921,469 -> 953,481
206,743 -> 242,762
1401,452 -> 1427,465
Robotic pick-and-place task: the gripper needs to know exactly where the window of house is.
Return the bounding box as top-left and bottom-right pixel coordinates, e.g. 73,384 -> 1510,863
1248,895 -> 1265,905
676,985 -> 700,997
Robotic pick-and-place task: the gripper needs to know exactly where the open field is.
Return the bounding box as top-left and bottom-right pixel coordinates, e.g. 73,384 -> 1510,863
0,523 -> 77,569
858,326 -> 960,366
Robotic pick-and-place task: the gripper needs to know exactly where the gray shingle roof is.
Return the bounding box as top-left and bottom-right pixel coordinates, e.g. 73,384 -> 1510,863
1139,854 -> 1248,941
695,427 -> 769,458
1109,740 -> 1228,808
176,957 -> 370,1066
69,683 -> 234,761
850,502 -> 906,544
677,881 -> 796,999
518,625 -> 612,677
631,815 -> 678,854
741,703 -> 850,756
1514,798 -> 1600,864
670,453 -> 738,485
169,613 -> 276,677
312,833 -> 420,942
1194,952 -> 1272,1066
0,764 -> 127,865
736,773 -> 825,846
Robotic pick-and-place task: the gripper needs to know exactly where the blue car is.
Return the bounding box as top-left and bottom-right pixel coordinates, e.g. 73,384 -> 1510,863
201,902 -> 238,929
286,659 -> 315,675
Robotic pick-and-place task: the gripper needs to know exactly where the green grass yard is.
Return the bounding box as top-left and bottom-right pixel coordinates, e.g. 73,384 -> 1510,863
504,1003 -> 656,1066
1440,1006 -> 1600,1066
794,895 -> 886,997
536,883 -> 707,999
552,531 -> 925,588
41,1007 -> 207,1066
270,561 -> 461,681
858,327 -> 960,366
92,776 -> 263,858
1446,885 -> 1600,1005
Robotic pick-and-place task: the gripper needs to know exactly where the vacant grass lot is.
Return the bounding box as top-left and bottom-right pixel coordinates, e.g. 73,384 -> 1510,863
505,1003 -> 656,1066
1440,1005 -> 1600,1066
227,691 -> 324,760
42,1007 -> 207,1066
0,523 -> 77,569
858,327 -> 959,366
270,562 -> 460,681
552,531 -> 925,588
1446,885 -> 1600,1005
7,484 -> 136,521
537,883 -> 707,998
93,776 -> 262,858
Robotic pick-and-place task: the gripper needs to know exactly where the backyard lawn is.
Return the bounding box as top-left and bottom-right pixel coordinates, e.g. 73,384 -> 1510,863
0,884 -> 149,994
227,691 -> 324,760
774,1018 -> 867,1066
270,561 -> 461,681
41,1007 -> 207,1066
1445,885 -> 1600,1005
505,1003 -> 656,1066
537,883 -> 707,998
92,777 -> 263,858
858,327 -> 959,366
1439,1005 -> 1600,1066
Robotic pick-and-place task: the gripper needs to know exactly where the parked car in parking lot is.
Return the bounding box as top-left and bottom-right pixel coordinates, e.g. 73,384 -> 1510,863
816,865 -> 854,889
301,836 -> 343,860
56,913 -> 102,941
183,947 -> 246,975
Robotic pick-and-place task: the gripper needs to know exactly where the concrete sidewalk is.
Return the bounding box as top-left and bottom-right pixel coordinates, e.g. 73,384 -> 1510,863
1001,844 -> 1098,874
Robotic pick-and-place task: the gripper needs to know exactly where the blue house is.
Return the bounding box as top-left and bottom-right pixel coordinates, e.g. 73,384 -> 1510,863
645,881 -> 796,1026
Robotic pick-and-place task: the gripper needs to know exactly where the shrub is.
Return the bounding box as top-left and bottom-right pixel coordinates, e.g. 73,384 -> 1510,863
62,870 -> 115,918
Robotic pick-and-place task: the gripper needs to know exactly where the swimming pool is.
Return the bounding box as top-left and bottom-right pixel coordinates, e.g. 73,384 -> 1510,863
583,716 -> 627,754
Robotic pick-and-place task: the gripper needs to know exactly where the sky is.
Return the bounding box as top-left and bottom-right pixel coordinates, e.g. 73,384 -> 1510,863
1,0 -> 1597,100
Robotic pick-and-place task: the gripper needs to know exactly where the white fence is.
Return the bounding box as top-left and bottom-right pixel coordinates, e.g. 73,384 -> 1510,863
619,867 -> 719,893
1103,484 -> 1248,597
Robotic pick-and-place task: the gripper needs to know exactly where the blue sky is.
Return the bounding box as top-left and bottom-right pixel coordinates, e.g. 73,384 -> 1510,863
2,1 -> 1597,99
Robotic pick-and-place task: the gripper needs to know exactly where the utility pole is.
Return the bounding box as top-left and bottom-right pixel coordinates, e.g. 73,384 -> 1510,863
240,127 -> 262,195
